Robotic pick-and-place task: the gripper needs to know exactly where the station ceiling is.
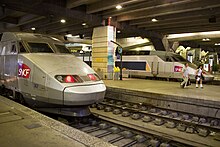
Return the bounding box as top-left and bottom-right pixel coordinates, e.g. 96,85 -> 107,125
0,0 -> 220,52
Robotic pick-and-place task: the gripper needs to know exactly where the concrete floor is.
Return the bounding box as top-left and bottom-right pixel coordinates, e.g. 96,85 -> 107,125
104,78 -> 220,102
0,96 -> 114,147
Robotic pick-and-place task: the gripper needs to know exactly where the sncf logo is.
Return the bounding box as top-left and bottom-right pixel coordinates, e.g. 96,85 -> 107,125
174,66 -> 183,72
18,63 -> 31,78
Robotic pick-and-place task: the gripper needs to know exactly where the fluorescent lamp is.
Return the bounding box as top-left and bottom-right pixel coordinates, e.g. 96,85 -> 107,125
60,19 -> 66,23
116,5 -> 122,9
151,18 -> 158,22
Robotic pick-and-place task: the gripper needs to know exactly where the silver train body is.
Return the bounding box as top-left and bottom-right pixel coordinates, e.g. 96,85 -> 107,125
0,32 -> 106,116
116,51 -> 214,81
77,51 -> 214,81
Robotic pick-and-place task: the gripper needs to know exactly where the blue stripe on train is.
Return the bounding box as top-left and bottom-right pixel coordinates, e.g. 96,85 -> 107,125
115,61 -> 146,70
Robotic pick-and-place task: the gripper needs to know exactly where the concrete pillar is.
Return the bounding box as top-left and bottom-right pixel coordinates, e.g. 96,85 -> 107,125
92,26 -> 116,79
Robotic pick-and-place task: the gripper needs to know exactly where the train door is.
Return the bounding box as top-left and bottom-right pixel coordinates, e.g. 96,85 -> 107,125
4,41 -> 18,90
152,56 -> 159,76
32,66 -> 48,107
0,44 -> 4,81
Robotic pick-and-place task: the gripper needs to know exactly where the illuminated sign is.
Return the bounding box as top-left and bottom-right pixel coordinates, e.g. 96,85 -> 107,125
18,63 -> 31,78
174,66 -> 183,72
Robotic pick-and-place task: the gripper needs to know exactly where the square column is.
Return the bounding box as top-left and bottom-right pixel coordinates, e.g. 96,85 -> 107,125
92,26 -> 116,79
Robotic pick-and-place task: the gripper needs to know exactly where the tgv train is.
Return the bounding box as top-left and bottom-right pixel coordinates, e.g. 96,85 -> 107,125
0,32 -> 106,116
115,51 -> 214,81
77,50 -> 214,81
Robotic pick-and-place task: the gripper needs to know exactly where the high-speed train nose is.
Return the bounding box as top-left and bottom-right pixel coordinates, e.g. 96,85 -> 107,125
63,83 -> 106,106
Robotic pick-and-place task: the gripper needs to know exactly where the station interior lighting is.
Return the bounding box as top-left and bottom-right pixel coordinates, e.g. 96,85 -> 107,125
82,23 -> 87,26
65,34 -> 73,37
31,27 -> 36,31
167,31 -> 220,39
117,30 -> 121,33
151,18 -> 158,22
60,19 -> 66,23
116,5 -> 122,9
215,43 -> 220,46
202,38 -> 210,41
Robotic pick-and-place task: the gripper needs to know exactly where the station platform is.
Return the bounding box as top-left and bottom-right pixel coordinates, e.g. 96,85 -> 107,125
0,96 -> 113,147
103,79 -> 220,118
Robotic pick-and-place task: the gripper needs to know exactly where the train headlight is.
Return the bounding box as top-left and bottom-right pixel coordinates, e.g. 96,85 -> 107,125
56,75 -> 63,82
87,74 -> 101,81
65,75 -> 75,83
55,75 -> 83,83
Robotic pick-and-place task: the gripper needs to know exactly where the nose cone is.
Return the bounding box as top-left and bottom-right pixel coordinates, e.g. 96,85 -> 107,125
63,83 -> 106,105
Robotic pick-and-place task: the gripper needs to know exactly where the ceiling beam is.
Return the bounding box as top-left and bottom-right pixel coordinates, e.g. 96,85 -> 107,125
145,20 -> 220,31
130,8 -> 220,26
46,24 -> 88,34
154,24 -> 220,34
87,0 -> 144,14
17,14 -> 45,26
117,0 -> 220,22
102,0 -> 194,18
138,17 -> 220,29
0,16 -> 18,24
20,18 -> 56,31
44,22 -> 84,34
0,0 -> 162,39
0,0 -> 102,26
66,0 -> 97,9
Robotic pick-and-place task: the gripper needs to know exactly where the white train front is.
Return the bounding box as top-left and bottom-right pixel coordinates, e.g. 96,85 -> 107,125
0,32 -> 106,116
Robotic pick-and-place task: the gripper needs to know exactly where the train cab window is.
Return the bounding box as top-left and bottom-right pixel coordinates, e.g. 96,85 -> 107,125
28,42 -> 53,53
172,55 -> 189,62
10,45 -> 17,54
55,44 -> 70,53
19,42 -> 27,53
165,56 -> 172,62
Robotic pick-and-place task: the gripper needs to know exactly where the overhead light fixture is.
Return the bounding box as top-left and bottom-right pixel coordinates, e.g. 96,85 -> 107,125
60,19 -> 66,23
31,27 -> 36,31
215,43 -> 220,46
167,31 -> 220,39
117,30 -> 121,33
116,5 -> 122,10
109,17 -> 112,19
151,18 -> 158,22
82,23 -> 87,26
65,34 -> 73,38
202,38 -> 210,41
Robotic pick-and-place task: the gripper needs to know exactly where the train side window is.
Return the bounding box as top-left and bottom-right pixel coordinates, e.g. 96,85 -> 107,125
19,42 -> 27,53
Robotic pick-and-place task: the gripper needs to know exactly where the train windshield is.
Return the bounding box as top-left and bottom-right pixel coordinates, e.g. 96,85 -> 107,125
171,55 -> 189,62
55,44 -> 70,53
28,42 -> 54,53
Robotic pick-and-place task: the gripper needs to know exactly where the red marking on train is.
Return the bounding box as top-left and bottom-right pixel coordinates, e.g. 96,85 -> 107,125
174,66 -> 183,72
18,63 -> 31,78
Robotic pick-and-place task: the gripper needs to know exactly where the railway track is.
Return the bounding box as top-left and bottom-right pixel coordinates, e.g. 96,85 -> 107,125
97,98 -> 220,133
55,115 -> 189,147
88,98 -> 220,147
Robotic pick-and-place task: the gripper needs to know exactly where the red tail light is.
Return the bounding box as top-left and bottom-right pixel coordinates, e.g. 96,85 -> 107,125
64,75 -> 75,83
88,74 -> 97,81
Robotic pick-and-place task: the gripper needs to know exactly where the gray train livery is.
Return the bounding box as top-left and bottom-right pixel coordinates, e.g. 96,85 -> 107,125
116,51 -> 214,81
0,32 -> 106,116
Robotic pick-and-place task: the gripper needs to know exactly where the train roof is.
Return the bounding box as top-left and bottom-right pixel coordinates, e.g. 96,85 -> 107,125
0,32 -> 63,43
